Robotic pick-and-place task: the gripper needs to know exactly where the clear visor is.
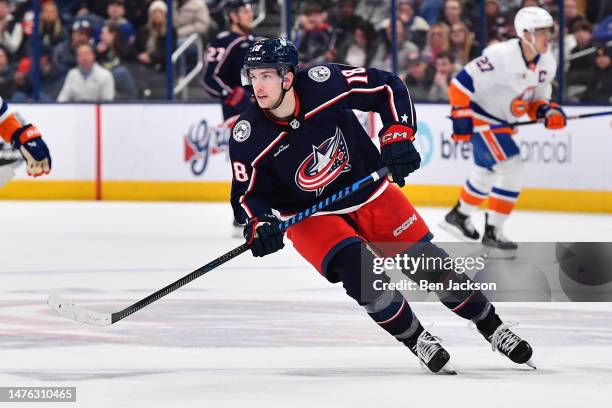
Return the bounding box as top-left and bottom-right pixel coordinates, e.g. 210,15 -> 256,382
240,68 -> 251,86
533,26 -> 555,38
241,67 -> 285,86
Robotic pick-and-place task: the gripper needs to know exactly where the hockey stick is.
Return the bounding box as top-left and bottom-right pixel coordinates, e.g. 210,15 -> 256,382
473,110 -> 612,133
47,167 -> 390,326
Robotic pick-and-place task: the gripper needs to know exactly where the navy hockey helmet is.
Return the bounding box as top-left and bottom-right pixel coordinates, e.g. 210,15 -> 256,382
241,38 -> 299,82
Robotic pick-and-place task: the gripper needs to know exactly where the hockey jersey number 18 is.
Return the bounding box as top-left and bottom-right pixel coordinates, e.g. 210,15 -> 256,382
229,64 -> 417,224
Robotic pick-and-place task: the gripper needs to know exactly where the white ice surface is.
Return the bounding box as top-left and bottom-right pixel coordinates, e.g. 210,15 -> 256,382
0,201 -> 611,408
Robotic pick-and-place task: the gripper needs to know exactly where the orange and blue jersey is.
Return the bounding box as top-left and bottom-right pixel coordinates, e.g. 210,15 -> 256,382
0,97 -> 24,143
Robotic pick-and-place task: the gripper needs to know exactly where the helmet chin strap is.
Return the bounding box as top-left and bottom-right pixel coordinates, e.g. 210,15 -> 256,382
267,71 -> 292,111
269,85 -> 288,110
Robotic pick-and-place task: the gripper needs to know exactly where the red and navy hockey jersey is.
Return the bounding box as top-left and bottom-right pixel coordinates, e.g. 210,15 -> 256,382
229,64 -> 417,224
202,31 -> 256,98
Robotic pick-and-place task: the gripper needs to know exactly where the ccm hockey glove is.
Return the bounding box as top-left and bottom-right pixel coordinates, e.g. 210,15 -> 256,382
244,213 -> 285,257
378,123 -> 420,187
537,103 -> 567,130
450,107 -> 473,142
13,124 -> 52,177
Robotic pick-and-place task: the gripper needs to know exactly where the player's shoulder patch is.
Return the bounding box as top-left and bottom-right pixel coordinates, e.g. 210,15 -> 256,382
307,65 -> 331,83
232,119 -> 251,142
218,30 -> 230,39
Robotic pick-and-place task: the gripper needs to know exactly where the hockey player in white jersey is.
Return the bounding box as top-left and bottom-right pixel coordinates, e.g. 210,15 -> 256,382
0,97 -> 52,188
442,7 -> 567,249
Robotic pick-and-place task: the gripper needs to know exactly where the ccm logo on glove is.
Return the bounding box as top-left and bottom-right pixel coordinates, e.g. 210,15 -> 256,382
380,124 -> 415,146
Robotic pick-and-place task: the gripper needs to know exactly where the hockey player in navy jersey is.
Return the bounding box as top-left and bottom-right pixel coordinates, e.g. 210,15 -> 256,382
230,38 -> 534,373
202,0 -> 257,237
202,0 -> 257,120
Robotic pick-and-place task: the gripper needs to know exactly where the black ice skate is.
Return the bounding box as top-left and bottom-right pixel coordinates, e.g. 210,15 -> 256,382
440,202 -> 480,241
477,315 -> 535,368
482,213 -> 518,250
406,330 -> 454,374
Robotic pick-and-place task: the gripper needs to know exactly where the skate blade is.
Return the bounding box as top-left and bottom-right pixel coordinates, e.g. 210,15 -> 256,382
436,362 -> 457,375
479,245 -> 517,260
438,221 -> 479,242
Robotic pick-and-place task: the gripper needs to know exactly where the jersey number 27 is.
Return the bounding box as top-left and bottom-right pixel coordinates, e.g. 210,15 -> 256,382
476,56 -> 494,72
206,47 -> 226,62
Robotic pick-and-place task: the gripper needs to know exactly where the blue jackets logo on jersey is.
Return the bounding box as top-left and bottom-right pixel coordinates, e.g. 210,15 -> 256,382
295,127 -> 351,196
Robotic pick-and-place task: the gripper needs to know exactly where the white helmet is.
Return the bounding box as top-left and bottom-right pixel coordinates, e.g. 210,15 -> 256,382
514,7 -> 554,41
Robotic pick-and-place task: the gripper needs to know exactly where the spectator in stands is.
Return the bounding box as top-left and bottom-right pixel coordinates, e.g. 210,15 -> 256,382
57,43 -> 115,102
13,45 -> 65,101
335,19 -> 377,67
73,4 -> 105,35
567,20 -> 594,89
53,0 -> 81,22
403,54 -> 434,100
97,23 -> 128,66
0,45 -> 15,98
370,18 -> 418,72
440,0 -> 468,29
53,19 -> 93,72
40,1 -> 67,50
418,0 -> 443,26
123,0 -> 155,29
53,19 -> 93,75
104,0 -> 135,43
484,0 -> 511,44
397,0 -> 429,50
77,0 -> 111,18
79,0 -> 154,29
0,0 -> 23,58
173,0 -> 211,74
355,0 -> 389,29
133,0 -> 175,72
583,44 -> 612,103
174,0 -> 211,42
295,1 -> 336,68
564,0 -> 586,31
329,0 -> 373,45
331,0 -> 377,63
427,50 -> 456,101
449,21 -> 479,66
423,22 -> 450,63
96,22 -> 137,99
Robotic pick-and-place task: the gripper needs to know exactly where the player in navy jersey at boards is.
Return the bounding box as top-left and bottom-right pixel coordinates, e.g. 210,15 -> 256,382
202,0 -> 257,120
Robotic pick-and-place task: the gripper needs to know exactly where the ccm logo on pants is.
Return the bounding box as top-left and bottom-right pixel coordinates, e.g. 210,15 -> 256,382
393,214 -> 418,237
